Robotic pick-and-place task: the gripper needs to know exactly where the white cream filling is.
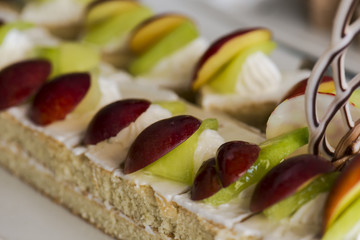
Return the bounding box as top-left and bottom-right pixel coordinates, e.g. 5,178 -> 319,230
200,54 -> 307,112
85,104 -> 172,172
135,37 -> 209,92
0,27 -> 58,70
21,0 -> 83,25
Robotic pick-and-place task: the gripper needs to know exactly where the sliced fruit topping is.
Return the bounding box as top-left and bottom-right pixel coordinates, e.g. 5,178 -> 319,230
152,100 -> 186,115
124,116 -> 218,184
192,28 -> 271,90
0,21 -> 34,44
129,13 -> 190,54
84,1 -> 152,46
37,42 -> 100,78
129,20 -> 199,76
323,154 -> 360,233
204,127 -> 309,205
29,73 -> 92,125
191,158 -> 222,201
217,141 -> 260,187
249,154 -> 335,216
0,59 -> 51,110
207,40 -> 276,94
84,99 -> 151,145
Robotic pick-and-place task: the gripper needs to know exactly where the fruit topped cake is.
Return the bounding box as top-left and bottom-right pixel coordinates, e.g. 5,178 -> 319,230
2,0 -> 360,239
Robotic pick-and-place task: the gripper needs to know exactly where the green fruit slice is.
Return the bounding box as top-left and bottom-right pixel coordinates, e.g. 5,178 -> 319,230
143,118 -> 218,185
37,42 -> 100,78
264,172 -> 338,220
323,195 -> 360,240
153,100 -> 187,115
0,21 -> 34,44
129,21 -> 199,76
208,41 -> 276,94
205,127 -> 309,205
84,6 -> 152,46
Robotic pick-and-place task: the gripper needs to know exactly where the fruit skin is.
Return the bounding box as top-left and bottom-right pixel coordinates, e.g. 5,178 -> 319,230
263,172 -> 338,220
217,141 -> 260,187
323,154 -> 360,232
129,13 -> 189,54
29,73 -> 90,126
208,40 -> 276,94
250,154 -> 334,213
123,115 -> 201,174
192,28 -> 271,90
129,21 -> 199,75
204,127 -> 309,205
191,158 -> 222,201
0,59 -> 51,111
84,99 -> 151,145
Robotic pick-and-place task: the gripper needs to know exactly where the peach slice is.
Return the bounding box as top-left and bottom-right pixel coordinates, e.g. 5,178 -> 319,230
129,13 -> 189,54
191,28 -> 271,91
0,59 -> 51,111
323,154 -> 360,232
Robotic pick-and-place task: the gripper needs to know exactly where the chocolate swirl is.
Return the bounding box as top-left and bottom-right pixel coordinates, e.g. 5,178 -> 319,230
305,0 -> 360,158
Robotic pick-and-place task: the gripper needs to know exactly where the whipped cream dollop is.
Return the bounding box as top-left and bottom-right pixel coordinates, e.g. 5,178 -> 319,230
85,104 -> 172,171
21,0 -> 83,25
235,51 -> 281,95
0,27 -> 58,70
136,37 -> 209,92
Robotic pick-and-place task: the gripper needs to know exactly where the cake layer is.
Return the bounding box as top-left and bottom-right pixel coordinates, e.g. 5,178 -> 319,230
0,141 -> 160,240
0,110 -> 260,240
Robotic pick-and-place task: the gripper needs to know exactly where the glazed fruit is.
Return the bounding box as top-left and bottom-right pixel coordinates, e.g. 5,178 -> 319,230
191,158 -> 222,201
84,1 -> 152,46
129,13 -> 189,54
84,99 -> 151,145
205,127 -> 309,205
29,73 -> 95,125
208,40 -> 276,94
250,154 -> 335,218
37,42 -> 100,78
192,28 -> 272,90
217,141 -> 260,187
124,116 -> 218,184
129,21 -> 199,75
323,154 -> 360,235
0,59 -> 51,110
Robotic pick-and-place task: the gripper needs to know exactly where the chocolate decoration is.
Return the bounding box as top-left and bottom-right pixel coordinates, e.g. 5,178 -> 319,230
305,0 -> 360,157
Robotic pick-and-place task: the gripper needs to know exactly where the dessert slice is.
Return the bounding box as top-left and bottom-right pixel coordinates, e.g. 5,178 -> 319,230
128,14 -> 208,96
82,0 -> 153,67
193,28 -> 301,129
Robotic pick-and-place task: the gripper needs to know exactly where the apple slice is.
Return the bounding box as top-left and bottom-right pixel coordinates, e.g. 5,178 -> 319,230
84,99 -> 151,145
204,127 -> 309,205
152,100 -> 187,115
190,158 -> 222,201
249,154 -> 334,215
0,59 -> 51,110
37,42 -> 100,78
323,154 -> 360,233
129,13 -> 190,54
124,116 -> 218,184
29,73 -> 94,125
191,28 -> 271,91
129,20 -> 199,76
208,40 -> 276,94
83,6 -> 152,46
217,141 -> 260,187
86,0 -> 140,26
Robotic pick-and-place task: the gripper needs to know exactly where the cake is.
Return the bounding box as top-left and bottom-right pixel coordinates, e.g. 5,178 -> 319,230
2,0 -> 360,239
